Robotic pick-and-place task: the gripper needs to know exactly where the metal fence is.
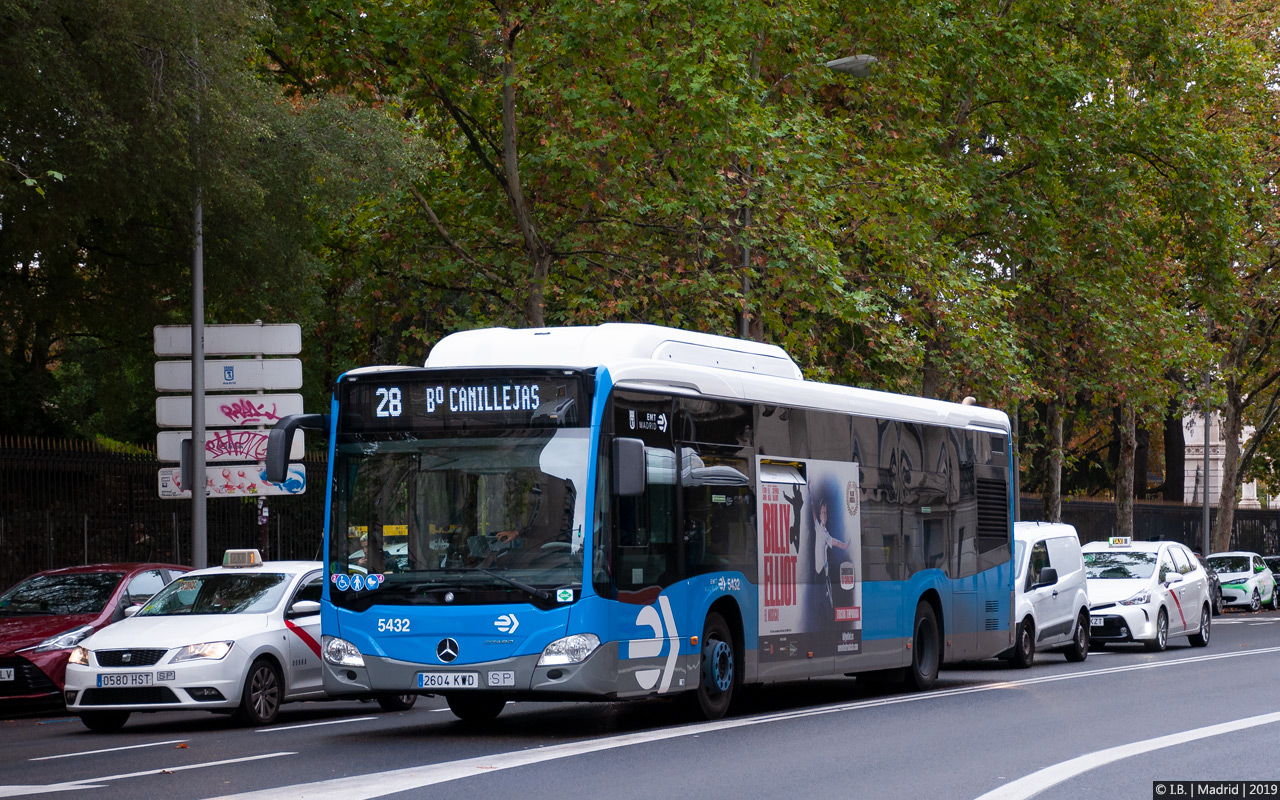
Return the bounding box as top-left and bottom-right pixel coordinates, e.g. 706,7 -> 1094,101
5,438 -> 1278,592
1019,496 -> 1280,555
0,437 -> 326,590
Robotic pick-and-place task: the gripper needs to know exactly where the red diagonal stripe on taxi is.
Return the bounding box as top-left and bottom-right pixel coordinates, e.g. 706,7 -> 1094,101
1168,590 -> 1186,629
285,620 -> 321,657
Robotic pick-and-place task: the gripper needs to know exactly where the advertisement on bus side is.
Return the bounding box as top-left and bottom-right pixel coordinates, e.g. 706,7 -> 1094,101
757,458 -> 862,662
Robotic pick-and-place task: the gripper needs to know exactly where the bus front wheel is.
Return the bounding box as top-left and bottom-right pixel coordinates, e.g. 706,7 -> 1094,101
691,612 -> 737,720
905,601 -> 940,692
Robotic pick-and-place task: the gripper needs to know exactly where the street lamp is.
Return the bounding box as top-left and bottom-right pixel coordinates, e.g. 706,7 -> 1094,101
736,54 -> 879,340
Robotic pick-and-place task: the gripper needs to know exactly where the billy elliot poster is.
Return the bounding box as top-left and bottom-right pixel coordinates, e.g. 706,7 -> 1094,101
757,458 -> 862,663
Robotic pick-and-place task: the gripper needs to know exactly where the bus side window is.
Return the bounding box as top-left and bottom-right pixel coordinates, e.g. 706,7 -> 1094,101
679,444 -> 756,580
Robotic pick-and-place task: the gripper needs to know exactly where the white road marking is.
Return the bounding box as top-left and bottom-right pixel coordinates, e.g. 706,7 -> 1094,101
255,717 -> 377,733
974,711 -> 1280,800
0,752 -> 295,797
202,646 -> 1280,800
30,740 -> 189,761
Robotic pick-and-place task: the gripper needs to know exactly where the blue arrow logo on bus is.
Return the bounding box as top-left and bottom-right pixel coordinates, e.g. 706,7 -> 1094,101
495,614 -> 519,634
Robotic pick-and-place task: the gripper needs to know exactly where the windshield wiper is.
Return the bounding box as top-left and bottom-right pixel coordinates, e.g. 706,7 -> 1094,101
472,567 -> 552,602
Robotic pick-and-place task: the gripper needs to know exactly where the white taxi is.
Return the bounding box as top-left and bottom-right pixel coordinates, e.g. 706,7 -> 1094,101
63,551 -> 410,731
1081,537 -> 1212,652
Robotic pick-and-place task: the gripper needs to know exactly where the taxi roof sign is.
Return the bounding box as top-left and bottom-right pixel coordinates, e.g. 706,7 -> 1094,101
223,549 -> 264,568
1108,536 -> 1132,547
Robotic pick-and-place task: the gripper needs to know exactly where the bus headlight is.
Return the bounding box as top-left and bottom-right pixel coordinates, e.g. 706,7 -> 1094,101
538,634 -> 600,666
322,636 -> 365,667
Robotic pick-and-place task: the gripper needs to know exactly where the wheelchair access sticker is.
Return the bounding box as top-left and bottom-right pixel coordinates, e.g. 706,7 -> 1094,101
331,573 -> 383,592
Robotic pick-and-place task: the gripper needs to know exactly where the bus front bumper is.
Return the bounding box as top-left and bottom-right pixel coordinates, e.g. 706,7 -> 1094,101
323,641 -> 625,700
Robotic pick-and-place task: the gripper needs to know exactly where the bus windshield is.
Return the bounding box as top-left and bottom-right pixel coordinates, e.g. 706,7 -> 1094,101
331,429 -> 590,606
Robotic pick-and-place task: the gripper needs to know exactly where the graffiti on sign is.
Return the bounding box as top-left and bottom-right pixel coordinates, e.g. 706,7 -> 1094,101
207,430 -> 270,461
219,398 -> 284,425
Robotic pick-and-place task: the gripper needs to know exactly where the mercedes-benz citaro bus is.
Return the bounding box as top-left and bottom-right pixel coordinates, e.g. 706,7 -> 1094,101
265,324 -> 1014,722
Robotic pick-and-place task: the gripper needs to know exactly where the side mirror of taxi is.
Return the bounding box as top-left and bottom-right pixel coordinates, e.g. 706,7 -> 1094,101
1164,572 -> 1184,586
288,600 -> 321,618
124,604 -> 142,618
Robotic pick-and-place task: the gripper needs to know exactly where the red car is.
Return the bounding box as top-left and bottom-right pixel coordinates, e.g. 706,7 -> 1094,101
0,563 -> 190,709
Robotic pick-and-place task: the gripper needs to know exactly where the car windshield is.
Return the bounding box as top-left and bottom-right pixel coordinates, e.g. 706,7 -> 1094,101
0,572 -> 124,616
137,573 -> 289,615
1265,558 -> 1280,573
1083,551 -> 1156,579
1207,556 -> 1250,574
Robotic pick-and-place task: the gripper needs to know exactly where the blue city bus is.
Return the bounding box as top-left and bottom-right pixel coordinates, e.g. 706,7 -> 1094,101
266,324 -> 1014,721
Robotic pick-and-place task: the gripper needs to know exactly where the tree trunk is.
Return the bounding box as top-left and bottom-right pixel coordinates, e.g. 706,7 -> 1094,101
1116,403 -> 1136,538
1045,397 -> 1063,522
1133,424 -> 1149,500
1212,382 -> 1245,553
1162,401 -> 1185,502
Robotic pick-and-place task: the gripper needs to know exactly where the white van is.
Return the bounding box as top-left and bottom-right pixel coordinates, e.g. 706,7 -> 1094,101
1005,521 -> 1091,667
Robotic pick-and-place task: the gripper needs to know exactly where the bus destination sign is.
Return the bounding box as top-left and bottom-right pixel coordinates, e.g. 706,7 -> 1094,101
340,373 -> 584,433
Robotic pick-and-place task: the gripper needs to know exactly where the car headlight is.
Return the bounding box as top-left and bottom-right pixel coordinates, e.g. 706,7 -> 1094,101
538,633 -> 600,666
68,646 -> 90,666
171,641 -> 234,663
322,636 -> 365,667
26,625 -> 95,653
1120,590 -> 1152,606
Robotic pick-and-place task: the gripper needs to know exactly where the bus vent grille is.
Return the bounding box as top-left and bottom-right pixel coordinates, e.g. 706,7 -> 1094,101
985,600 -> 1000,614
985,618 -> 999,631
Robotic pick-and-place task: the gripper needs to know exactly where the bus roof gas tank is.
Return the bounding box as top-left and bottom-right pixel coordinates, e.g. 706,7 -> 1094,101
425,324 -> 803,380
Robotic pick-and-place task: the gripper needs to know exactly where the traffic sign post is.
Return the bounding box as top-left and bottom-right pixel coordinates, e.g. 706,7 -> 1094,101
155,359 -> 303,392
154,323 -> 302,357
154,324 -> 308,528
158,463 -> 307,499
158,429 -> 303,463
156,394 -> 304,428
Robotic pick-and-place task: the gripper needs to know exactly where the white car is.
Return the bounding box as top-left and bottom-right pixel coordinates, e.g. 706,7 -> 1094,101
1005,522 -> 1091,667
1082,538 -> 1212,652
1206,551 -> 1279,612
64,551 -> 416,731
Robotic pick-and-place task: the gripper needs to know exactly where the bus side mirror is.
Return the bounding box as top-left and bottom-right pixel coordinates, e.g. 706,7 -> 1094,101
613,438 -> 647,497
265,414 -> 328,483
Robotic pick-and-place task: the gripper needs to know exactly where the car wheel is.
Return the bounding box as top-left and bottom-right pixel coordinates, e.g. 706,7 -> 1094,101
232,658 -> 282,726
1272,586 -> 1280,611
1064,611 -> 1089,662
1250,588 -> 1262,613
78,711 -> 130,732
445,693 -> 506,722
1009,617 -> 1035,669
1145,608 -> 1169,652
375,693 -> 418,712
1189,604 -> 1211,647
689,612 -> 737,719
905,601 -> 941,690
1212,588 -> 1223,616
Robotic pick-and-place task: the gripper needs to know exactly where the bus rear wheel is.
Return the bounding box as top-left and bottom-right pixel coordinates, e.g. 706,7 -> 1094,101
691,612 -> 737,720
905,601 -> 940,691
446,693 -> 506,722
